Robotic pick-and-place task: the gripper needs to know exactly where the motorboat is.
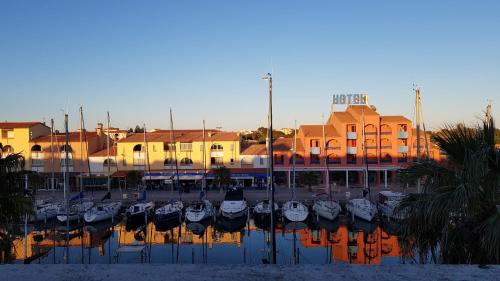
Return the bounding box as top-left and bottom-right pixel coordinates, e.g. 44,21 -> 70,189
253,199 -> 279,218
185,200 -> 214,222
219,188 -> 248,219
84,201 -> 122,223
126,201 -> 155,223
282,200 -> 309,222
155,201 -> 183,223
34,202 -> 62,222
346,198 -> 377,221
377,191 -> 406,219
57,201 -> 94,223
312,199 -> 341,221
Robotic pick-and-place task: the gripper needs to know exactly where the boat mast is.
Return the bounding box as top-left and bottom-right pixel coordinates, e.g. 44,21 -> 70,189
106,111 -> 111,193
79,107 -> 84,194
362,107 -> 371,201
263,73 -> 276,264
292,120 -> 297,200
50,118 -> 55,194
143,123 -> 151,187
169,109 -> 181,200
415,87 -> 422,192
202,119 -> 207,200
322,114 -> 331,201
63,113 -> 70,263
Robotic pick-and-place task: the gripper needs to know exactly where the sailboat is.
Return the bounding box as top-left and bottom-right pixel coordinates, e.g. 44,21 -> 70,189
85,112 -> 122,223
346,106 -> 377,222
34,201 -> 62,222
185,119 -> 214,223
155,109 -> 184,223
254,121 -> 279,219
282,122 -> 309,222
313,117 -> 341,221
126,191 -> 155,222
58,109 -> 94,223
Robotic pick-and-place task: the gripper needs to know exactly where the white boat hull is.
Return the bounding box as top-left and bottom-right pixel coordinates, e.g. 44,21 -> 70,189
84,202 -> 122,223
347,199 -> 377,221
185,200 -> 213,222
283,201 -> 309,222
313,200 -> 341,221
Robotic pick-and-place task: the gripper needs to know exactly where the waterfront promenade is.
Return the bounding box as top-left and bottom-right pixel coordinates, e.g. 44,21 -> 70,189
35,185 -> 414,206
2,264 -> 499,281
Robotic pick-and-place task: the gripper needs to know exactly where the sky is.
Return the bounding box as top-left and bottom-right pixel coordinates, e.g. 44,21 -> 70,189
1,1 -> 499,132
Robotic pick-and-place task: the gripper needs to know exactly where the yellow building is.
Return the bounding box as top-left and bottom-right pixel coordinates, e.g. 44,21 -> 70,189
0,122 -> 51,170
116,130 -> 242,173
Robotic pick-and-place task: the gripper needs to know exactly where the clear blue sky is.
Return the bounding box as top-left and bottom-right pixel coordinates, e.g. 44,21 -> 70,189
1,1 -> 499,132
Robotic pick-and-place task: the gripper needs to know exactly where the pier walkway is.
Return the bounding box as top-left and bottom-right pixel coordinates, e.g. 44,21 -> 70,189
2,264 -> 498,281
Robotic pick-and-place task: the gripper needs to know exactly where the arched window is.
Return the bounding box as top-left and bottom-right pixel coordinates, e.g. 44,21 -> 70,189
326,139 -> 340,149
289,153 -> 304,164
31,145 -> 41,152
180,157 -> 193,165
133,144 -> 145,166
60,144 -> 72,153
164,158 -> 175,166
327,153 -> 341,164
210,143 -> 223,150
380,124 -> 392,134
365,124 -> 377,135
103,158 -> 115,167
133,144 -> 143,152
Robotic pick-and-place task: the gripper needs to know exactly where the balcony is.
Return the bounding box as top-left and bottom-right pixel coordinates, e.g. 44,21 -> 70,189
346,132 -> 357,140
347,147 -> 357,154
397,131 -> 408,139
309,147 -> 320,155
210,151 -> 224,158
398,146 -> 409,153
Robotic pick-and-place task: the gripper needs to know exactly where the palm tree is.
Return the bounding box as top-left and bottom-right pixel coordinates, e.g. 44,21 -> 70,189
397,116 -> 500,264
0,152 -> 34,263
213,166 -> 231,191
298,171 -> 320,192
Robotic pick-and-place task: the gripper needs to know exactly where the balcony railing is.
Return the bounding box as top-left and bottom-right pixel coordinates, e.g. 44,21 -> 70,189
346,132 -> 357,140
380,131 -> 392,135
398,146 -> 409,153
347,146 -> 357,154
397,131 -> 408,139
380,145 -> 392,149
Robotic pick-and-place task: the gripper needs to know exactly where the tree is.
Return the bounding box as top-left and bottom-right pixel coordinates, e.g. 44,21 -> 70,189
133,125 -> 145,133
397,116 -> 500,264
213,166 -> 231,190
125,170 -> 143,188
0,153 -> 34,263
298,171 -> 320,192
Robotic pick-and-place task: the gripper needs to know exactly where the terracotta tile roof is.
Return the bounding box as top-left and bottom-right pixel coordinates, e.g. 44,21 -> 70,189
381,116 -> 411,123
241,144 -> 267,155
152,129 -> 219,134
118,131 -> 240,143
31,131 -> 100,143
300,125 -> 340,138
272,137 -> 304,152
329,112 -> 357,123
346,105 -> 379,117
90,146 -> 117,157
0,122 -> 47,129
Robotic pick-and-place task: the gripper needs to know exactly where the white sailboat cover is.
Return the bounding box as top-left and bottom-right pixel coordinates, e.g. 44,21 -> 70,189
283,200 -> 309,222
313,200 -> 341,221
84,201 -> 122,223
185,200 -> 213,222
128,201 -> 155,216
155,201 -> 183,216
254,200 -> 279,215
347,198 -> 377,221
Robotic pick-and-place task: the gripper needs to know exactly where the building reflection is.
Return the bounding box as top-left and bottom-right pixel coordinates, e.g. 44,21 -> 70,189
12,219 -> 401,264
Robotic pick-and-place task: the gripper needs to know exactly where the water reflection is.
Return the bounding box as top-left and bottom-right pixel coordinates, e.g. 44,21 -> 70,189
12,216 -> 404,265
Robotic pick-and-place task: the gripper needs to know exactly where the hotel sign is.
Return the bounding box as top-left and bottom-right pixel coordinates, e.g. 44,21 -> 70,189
333,94 -> 368,105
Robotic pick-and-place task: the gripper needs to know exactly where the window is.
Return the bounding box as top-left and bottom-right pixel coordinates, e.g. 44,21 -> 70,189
6,130 -> 14,139
31,145 -> 43,167
180,143 -> 192,151
164,158 -> 175,166
133,144 -> 145,166
310,139 -> 320,147
259,157 -> 264,165
347,139 -> 356,147
241,157 -> 253,165
347,125 -> 356,132
133,144 -> 143,152
347,154 -> 357,164
211,157 -> 223,165
327,154 -> 341,164
230,158 -> 234,163
103,158 -> 115,167
210,143 -> 223,150
180,157 -> 193,165
310,154 -> 320,164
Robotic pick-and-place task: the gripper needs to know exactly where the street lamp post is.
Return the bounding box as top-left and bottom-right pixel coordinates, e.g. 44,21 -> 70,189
262,73 -> 276,264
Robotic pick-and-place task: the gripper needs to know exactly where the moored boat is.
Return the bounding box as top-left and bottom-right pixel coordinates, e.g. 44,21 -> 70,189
346,198 -> 377,221
84,201 -> 122,223
219,188 -> 248,219
155,201 -> 183,223
282,200 -> 309,222
185,200 -> 214,222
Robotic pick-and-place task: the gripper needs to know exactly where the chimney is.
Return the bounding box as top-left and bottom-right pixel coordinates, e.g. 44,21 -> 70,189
96,123 -> 104,136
